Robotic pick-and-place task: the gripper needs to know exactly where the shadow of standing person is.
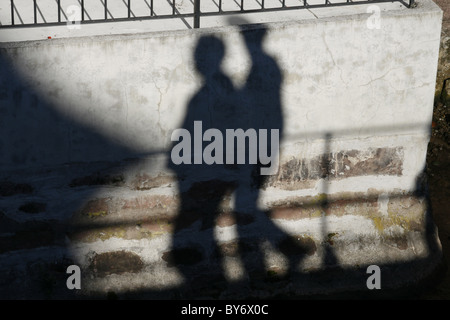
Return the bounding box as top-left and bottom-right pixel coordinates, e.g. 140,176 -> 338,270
230,20 -> 309,283
167,35 -> 237,295
167,26 -> 311,298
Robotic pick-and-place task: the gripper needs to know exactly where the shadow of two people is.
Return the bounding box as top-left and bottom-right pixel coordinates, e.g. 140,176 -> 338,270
166,18 -> 318,294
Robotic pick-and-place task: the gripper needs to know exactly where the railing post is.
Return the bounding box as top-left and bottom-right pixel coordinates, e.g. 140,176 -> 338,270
194,0 -> 200,28
10,0 -> 14,25
81,0 -> 84,21
33,0 -> 37,24
58,0 -> 61,22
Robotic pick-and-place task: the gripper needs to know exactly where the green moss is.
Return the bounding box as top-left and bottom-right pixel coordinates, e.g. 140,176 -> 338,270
326,232 -> 338,245
312,193 -> 328,205
97,228 -> 126,241
76,227 -> 126,242
86,210 -> 107,218
372,216 -> 385,233
372,207 -> 422,234
267,269 -> 278,277
310,209 -> 323,218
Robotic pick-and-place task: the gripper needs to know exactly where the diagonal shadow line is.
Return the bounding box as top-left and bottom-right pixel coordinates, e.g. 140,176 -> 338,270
121,0 -> 135,18
35,4 -> 47,23
165,0 -> 192,29
57,0 -> 68,21
100,0 -> 114,19
143,0 -> 154,15
12,3 -> 24,25
77,0 -> 92,20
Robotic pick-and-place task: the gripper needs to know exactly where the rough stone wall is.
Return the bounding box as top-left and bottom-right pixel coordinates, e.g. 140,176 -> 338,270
0,0 -> 444,299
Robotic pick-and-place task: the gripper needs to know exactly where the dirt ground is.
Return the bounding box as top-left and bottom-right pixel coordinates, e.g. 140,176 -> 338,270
418,102 -> 450,299
413,0 -> 450,299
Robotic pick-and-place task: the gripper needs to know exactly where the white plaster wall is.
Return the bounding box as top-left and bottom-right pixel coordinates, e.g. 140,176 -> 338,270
0,0 -> 442,199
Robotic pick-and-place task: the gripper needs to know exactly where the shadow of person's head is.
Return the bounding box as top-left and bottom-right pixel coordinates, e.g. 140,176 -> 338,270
194,35 -> 226,79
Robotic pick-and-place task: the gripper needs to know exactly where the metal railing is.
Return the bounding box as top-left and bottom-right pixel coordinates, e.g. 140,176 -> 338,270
0,0 -> 415,29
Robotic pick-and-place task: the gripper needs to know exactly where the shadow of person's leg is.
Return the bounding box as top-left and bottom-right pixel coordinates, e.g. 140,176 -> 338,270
170,179 -> 232,296
234,166 -> 311,283
233,166 -> 267,283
